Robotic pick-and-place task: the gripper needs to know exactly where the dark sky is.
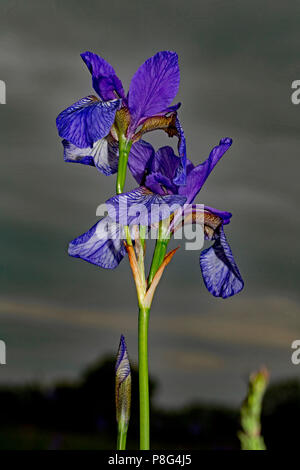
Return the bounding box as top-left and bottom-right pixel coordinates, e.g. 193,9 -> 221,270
0,0 -> 300,408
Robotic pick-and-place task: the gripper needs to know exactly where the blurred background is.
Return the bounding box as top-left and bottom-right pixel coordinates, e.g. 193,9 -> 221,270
0,0 -> 300,449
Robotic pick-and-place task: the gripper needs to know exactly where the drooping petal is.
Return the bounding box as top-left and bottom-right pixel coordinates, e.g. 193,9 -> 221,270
56,95 -> 121,148
127,140 -> 155,185
128,51 -> 180,128
204,206 -> 232,225
81,51 -> 125,101
179,137 -> 233,203
170,204 -> 232,242
63,137 -> 119,175
106,186 -> 186,226
63,140 -> 95,167
200,226 -> 244,298
68,217 -> 126,269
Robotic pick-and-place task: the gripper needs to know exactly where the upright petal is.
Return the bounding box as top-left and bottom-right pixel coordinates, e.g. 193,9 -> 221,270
127,140 -> 155,185
128,51 -> 180,127
63,137 -> 119,175
179,137 -> 233,203
151,146 -> 181,181
199,226 -> 244,298
68,217 -> 126,269
106,186 -> 186,226
144,146 -> 181,195
81,51 -> 125,100
56,95 -> 120,148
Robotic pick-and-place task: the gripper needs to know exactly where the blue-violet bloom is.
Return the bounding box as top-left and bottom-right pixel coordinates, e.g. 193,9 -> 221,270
69,137 -> 244,298
56,51 -> 186,183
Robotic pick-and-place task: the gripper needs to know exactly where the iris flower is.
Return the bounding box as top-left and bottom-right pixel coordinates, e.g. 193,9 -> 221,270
56,51 -> 186,187
69,137 -> 244,298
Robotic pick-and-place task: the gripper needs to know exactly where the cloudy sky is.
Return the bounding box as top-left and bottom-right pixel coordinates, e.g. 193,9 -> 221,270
0,0 -> 300,408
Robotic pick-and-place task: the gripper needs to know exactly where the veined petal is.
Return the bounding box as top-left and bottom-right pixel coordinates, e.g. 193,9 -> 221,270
179,137 -> 233,203
81,51 -> 125,100
127,140 -> 155,185
145,172 -> 177,196
135,102 -> 181,128
144,146 -> 180,195
204,206 -> 232,225
132,113 -> 187,185
56,95 -> 121,148
200,226 -> 244,298
68,217 -> 126,269
106,186 -> 186,226
63,137 -> 119,175
128,51 -> 180,127
170,204 -> 230,241
151,146 -> 181,181
171,204 -> 221,231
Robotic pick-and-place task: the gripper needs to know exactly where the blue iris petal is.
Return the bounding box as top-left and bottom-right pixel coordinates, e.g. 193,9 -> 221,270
63,138 -> 119,176
106,187 -> 186,226
68,217 -> 126,269
200,226 -> 244,298
56,96 -> 121,148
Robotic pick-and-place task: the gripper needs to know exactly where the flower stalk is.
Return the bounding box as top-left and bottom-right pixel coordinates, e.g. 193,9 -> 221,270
58,49 -> 245,453
138,305 -> 150,450
116,135 -> 132,194
125,227 -> 178,449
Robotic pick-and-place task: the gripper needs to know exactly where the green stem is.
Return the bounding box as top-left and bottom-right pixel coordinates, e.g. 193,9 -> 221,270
116,136 -> 132,195
138,305 -> 150,450
117,423 -> 128,450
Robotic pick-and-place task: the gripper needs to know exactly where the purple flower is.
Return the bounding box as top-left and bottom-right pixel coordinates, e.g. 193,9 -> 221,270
68,216 -> 127,269
68,137 -> 244,298
56,51 -> 186,183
